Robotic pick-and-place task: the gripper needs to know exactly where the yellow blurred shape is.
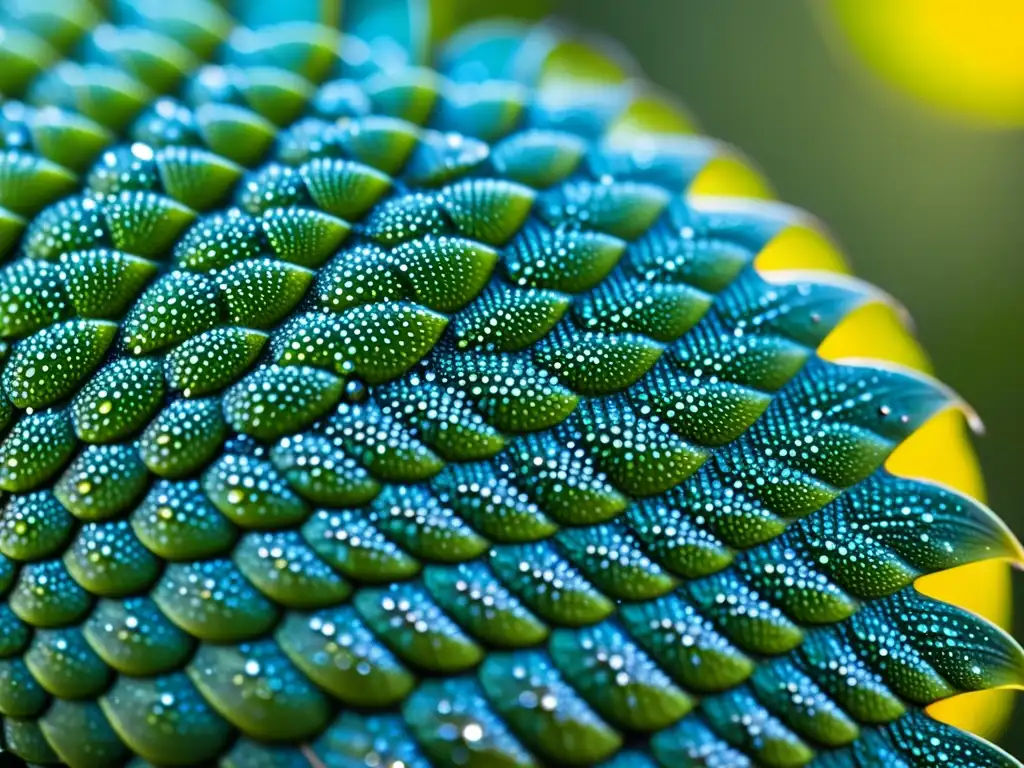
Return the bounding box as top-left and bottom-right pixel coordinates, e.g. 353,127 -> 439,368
929,690 -> 1019,739
894,410 -> 1017,737
748,196 -> 1015,739
539,40 -> 627,85
553,30 -> 1017,739
755,224 -> 851,275
688,155 -> 775,200
827,0 -> 1024,126
818,302 -> 928,371
609,93 -> 700,138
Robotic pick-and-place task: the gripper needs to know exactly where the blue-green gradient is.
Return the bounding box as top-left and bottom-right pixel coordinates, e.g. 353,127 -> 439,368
561,0 -> 1024,756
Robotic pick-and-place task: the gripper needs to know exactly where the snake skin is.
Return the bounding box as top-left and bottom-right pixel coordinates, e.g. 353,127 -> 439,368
0,1 -> 1020,766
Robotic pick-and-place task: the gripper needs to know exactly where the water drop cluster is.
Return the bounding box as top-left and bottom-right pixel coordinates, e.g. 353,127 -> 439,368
0,1 -> 1018,767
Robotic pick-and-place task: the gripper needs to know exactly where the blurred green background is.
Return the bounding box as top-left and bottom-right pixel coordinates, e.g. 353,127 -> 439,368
556,0 -> 1024,754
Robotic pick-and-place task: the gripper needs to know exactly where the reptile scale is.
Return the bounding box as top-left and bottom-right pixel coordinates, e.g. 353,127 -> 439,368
0,0 -> 1020,766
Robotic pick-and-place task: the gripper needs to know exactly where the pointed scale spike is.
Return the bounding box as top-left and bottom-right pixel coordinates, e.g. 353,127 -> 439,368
810,710 -> 1022,768
0,9 -> 1015,768
792,472 -> 1024,599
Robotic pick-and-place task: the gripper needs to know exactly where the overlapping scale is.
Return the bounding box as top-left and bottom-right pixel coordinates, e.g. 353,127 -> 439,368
0,2 -> 1016,767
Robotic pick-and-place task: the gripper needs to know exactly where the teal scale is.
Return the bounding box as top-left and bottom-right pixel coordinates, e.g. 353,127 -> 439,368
0,0 -> 1019,766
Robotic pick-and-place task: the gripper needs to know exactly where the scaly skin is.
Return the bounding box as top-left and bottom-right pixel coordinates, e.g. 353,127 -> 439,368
0,1 -> 1018,766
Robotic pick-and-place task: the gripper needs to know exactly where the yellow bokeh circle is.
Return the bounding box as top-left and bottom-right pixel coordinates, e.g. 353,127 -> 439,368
824,0 -> 1024,127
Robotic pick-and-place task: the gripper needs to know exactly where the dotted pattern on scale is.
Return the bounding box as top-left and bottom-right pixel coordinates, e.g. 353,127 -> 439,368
0,1 -> 1019,767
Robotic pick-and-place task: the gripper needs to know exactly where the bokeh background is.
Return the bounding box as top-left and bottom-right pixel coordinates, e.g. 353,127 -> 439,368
553,0 -> 1024,755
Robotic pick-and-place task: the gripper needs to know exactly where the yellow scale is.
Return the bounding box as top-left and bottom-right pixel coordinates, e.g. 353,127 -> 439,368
538,44 -> 1021,739
693,142 -> 1020,739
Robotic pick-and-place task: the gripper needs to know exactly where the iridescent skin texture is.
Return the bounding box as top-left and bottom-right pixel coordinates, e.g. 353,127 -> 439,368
0,1 -> 1020,767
